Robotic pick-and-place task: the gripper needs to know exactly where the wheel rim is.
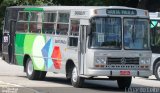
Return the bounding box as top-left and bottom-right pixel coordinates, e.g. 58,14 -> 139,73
72,67 -> 78,82
157,66 -> 160,78
27,60 -> 33,75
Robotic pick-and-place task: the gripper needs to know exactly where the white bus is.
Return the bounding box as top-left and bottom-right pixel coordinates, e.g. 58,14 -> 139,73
150,12 -> 160,80
2,6 -> 152,89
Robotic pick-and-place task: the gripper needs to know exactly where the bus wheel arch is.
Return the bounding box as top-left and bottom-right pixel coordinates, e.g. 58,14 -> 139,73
65,59 -> 75,81
153,58 -> 160,74
153,58 -> 160,80
23,54 -> 30,72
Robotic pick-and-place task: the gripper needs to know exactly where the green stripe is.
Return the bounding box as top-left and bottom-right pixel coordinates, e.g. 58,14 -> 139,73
24,8 -> 43,12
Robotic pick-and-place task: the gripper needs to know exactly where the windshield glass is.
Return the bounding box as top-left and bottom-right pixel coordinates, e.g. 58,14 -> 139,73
124,18 -> 150,50
90,17 -> 121,49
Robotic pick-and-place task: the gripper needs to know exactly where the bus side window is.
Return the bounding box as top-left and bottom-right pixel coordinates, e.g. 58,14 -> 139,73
43,23 -> 55,34
69,37 -> 78,46
29,12 -> 42,33
16,22 -> 28,32
68,20 -> 79,47
16,11 -> 29,32
70,20 -> 79,36
57,24 -> 68,35
57,12 -> 69,35
29,22 -> 39,33
43,12 -> 56,34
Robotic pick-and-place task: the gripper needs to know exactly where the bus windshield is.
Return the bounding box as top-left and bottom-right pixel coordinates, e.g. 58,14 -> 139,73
90,17 -> 121,49
124,18 -> 150,50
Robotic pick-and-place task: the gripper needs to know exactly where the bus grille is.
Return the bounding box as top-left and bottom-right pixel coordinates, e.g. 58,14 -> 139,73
107,57 -> 139,65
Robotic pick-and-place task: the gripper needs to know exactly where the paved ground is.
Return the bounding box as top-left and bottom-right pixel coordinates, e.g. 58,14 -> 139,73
0,58 -> 160,93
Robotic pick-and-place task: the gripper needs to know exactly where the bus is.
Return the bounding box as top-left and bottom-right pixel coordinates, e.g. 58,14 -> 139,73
150,12 -> 160,80
2,6 -> 152,89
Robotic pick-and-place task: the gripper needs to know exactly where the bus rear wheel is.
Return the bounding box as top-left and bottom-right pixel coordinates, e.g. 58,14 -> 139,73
117,77 -> 132,89
26,58 -> 46,80
71,66 -> 84,88
155,61 -> 160,80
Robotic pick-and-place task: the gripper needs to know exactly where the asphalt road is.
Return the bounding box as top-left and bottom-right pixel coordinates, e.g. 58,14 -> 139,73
0,58 -> 160,93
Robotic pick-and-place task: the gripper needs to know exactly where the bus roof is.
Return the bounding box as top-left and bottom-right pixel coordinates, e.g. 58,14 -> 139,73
7,6 -> 149,19
8,6 -> 140,10
7,6 -> 148,12
38,6 -> 145,11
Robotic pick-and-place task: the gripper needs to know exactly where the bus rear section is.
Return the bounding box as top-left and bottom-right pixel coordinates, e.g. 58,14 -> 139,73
2,6 -> 152,89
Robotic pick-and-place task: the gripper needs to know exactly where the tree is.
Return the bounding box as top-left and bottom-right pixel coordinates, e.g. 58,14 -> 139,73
51,0 -> 107,6
105,0 -> 160,11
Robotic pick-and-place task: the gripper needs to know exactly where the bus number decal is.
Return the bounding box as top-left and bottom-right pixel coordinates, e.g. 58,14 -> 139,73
3,36 -> 9,43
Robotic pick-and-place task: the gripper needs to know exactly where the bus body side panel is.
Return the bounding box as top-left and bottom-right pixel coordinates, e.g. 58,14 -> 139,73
15,33 -> 26,66
15,33 -> 70,73
44,35 -> 69,73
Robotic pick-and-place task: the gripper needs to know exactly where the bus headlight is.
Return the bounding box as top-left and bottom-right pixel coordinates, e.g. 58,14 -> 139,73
95,57 -> 106,67
140,58 -> 151,69
140,58 -> 150,65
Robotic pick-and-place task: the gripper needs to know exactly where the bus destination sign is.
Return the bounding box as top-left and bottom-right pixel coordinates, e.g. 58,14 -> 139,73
106,9 -> 137,15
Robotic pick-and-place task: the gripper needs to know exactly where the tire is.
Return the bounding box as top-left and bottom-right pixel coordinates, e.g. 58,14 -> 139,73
26,58 -> 41,80
71,66 -> 84,88
38,71 -> 47,80
154,61 -> 160,80
66,74 -> 71,82
2,55 -> 5,60
117,77 -> 132,89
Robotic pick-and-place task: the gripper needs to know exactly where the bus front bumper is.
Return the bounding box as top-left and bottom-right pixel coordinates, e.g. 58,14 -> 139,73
85,69 -> 152,77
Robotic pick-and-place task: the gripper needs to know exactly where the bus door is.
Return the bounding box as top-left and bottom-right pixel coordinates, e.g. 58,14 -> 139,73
78,19 -> 89,75
3,20 -> 16,64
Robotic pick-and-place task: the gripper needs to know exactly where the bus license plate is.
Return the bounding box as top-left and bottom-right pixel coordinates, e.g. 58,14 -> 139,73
120,70 -> 130,75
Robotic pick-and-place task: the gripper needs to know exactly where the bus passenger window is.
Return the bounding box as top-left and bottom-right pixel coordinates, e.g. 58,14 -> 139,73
43,12 -> 57,34
30,12 -> 38,21
28,12 -> 42,33
57,24 -> 68,35
18,12 -> 29,21
56,12 -> 69,35
44,12 -> 56,22
16,22 -> 28,32
58,13 -> 69,23
29,22 -> 40,33
43,23 -> 55,34
70,20 -> 79,36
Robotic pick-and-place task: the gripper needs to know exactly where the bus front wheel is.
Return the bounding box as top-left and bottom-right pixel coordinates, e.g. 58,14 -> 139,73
71,66 -> 84,88
117,77 -> 132,89
155,61 -> 160,80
